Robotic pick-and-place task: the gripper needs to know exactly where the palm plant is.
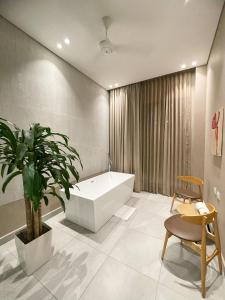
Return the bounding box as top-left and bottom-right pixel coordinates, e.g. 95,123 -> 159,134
0,118 -> 82,242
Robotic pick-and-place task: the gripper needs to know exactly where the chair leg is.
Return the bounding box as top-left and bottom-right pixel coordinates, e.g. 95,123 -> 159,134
170,194 -> 176,212
201,222 -> 207,298
217,252 -> 223,275
161,230 -> 171,260
201,256 -> 207,298
213,215 -> 223,274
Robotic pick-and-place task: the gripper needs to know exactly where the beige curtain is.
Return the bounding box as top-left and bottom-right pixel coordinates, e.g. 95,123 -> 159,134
109,69 -> 195,195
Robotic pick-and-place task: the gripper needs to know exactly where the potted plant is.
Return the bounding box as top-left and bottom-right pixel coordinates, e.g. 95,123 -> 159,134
0,118 -> 82,275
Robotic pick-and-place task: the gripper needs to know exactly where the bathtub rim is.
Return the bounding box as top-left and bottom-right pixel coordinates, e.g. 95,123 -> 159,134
61,171 -> 135,201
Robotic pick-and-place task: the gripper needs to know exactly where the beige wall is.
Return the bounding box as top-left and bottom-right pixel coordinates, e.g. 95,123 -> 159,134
0,16 -> 109,234
0,172 -> 103,238
204,6 -> 225,256
191,66 -> 207,179
0,196 -> 59,238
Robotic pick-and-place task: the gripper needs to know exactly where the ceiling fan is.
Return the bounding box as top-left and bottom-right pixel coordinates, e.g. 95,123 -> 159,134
98,16 -> 151,57
99,16 -> 114,55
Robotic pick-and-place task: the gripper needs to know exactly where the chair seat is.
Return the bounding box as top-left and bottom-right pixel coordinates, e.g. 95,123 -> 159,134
164,214 -> 202,242
175,188 -> 201,200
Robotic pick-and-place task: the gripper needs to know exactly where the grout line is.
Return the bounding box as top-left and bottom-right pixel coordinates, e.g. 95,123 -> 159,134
127,227 -> 166,243
7,258 -> 57,300
154,261 -> 163,300
31,244 -> 77,299
73,206 -> 167,298
32,272 -> 58,299
2,192 -> 222,299
78,254 -> 161,300
29,219 -> 114,299
30,225 -> 108,300
77,255 -> 108,299
155,280 -> 191,300
108,254 -> 161,283
52,212 -> 167,261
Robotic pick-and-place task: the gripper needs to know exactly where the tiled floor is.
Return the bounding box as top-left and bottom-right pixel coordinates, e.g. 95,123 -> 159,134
0,192 -> 224,299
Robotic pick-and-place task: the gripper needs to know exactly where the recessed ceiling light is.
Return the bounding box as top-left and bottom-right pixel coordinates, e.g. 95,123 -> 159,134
57,43 -> 62,49
192,61 -> 197,67
115,83 -> 119,88
185,0 -> 189,4
109,85 -> 113,89
64,38 -> 70,45
181,64 -> 186,69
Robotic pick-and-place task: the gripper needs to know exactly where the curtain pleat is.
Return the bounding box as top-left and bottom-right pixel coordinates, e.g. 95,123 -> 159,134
109,69 -> 195,195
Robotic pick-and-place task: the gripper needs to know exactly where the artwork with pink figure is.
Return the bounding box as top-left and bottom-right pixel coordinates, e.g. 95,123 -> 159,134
211,107 -> 223,156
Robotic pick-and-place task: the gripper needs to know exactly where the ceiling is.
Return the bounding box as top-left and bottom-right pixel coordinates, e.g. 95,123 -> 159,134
0,0 -> 224,90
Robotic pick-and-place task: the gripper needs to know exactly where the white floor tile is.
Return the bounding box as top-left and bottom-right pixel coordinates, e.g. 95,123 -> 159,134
0,251 -> 52,300
206,272 -> 225,300
159,242 -> 223,299
50,218 -> 80,238
33,238 -> 106,300
75,216 -> 128,255
156,283 -> 190,300
51,226 -> 74,255
129,209 -> 166,240
1,192 -> 224,300
80,257 -> 157,300
110,229 -> 163,281
0,239 -> 17,257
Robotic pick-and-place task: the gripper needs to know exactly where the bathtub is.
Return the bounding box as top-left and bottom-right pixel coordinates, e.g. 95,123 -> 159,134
60,171 -> 135,232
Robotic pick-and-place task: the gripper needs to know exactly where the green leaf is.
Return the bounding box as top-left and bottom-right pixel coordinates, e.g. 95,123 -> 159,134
22,164 -> 42,210
33,171 -> 42,194
0,122 -> 17,151
24,129 -> 34,149
1,164 -> 7,178
2,170 -> 21,193
16,143 -> 28,161
22,164 -> 35,199
41,174 -> 48,189
0,117 -> 19,130
7,163 -> 16,174
0,119 -> 82,216
52,132 -> 69,145
48,191 -> 65,211
43,195 -> 49,206
68,165 -> 80,182
60,177 -> 71,200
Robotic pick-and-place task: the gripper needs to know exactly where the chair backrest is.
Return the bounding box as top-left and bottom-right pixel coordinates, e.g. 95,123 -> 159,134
181,203 -> 216,225
177,176 -> 204,187
177,175 -> 204,197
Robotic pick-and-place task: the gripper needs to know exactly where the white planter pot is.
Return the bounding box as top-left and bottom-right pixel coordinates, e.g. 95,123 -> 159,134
15,223 -> 52,275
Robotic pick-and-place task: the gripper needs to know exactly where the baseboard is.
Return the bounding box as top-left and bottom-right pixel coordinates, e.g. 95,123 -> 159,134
0,207 -> 63,246
42,206 -> 63,222
0,171 -> 106,246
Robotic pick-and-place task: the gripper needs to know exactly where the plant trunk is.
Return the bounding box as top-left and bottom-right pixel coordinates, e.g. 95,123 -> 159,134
38,205 -> 42,235
33,209 -> 40,239
24,197 -> 33,242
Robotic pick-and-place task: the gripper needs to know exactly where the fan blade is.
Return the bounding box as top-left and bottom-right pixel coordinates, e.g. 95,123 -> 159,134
114,43 -> 151,56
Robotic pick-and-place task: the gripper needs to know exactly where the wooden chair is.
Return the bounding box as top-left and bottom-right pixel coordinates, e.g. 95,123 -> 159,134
170,176 -> 204,211
161,203 -> 223,298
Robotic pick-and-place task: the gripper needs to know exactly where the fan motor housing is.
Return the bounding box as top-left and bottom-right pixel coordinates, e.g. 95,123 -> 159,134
99,39 -> 113,55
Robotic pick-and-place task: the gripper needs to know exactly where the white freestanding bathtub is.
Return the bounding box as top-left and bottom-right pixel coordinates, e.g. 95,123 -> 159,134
60,172 -> 135,232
